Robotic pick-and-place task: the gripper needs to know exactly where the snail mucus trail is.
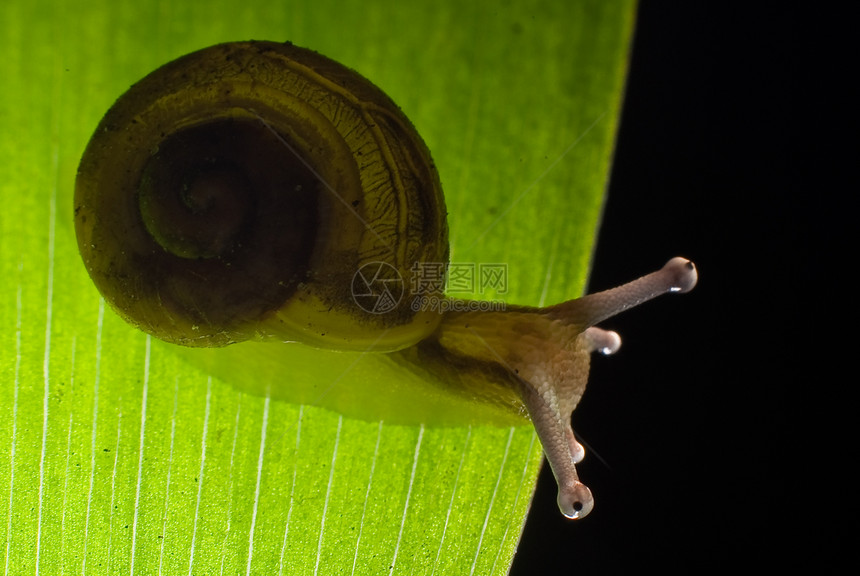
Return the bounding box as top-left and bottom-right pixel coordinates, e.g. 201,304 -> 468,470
74,41 -> 697,519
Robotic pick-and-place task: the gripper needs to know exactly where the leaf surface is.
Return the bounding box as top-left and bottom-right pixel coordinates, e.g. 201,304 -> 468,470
0,0 -> 635,573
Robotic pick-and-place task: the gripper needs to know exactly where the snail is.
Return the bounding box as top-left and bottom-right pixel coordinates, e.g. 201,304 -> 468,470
74,41 -> 697,519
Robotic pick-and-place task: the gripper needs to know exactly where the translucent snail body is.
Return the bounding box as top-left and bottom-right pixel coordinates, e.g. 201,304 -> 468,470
74,41 -> 697,519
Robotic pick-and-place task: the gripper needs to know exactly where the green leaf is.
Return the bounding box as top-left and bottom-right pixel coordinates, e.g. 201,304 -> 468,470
0,0 -> 635,574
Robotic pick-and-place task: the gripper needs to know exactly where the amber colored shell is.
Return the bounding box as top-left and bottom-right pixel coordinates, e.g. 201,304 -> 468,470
75,41 -> 448,348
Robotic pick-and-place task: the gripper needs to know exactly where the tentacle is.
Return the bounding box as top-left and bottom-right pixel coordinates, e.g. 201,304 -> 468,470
582,327 -> 621,356
520,381 -> 594,519
548,257 -> 697,328
566,427 -> 586,464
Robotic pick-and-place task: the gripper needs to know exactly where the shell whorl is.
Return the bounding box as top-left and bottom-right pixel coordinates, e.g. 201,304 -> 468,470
75,41 -> 448,348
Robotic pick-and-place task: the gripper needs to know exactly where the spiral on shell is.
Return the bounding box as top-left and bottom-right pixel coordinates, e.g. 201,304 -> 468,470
75,41 -> 447,348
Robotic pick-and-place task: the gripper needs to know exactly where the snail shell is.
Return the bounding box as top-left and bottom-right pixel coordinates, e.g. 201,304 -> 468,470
74,41 -> 698,519
75,41 -> 446,350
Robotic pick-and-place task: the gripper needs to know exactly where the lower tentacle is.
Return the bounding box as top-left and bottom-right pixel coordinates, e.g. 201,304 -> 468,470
521,384 -> 594,519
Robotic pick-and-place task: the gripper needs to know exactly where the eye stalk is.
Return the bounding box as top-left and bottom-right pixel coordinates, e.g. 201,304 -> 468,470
547,257 -> 698,328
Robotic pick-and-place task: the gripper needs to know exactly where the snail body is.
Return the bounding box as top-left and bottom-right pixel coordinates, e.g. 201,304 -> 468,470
75,41 -> 697,519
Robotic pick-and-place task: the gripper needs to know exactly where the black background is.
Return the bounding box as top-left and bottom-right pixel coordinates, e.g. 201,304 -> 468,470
511,2 -> 848,573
